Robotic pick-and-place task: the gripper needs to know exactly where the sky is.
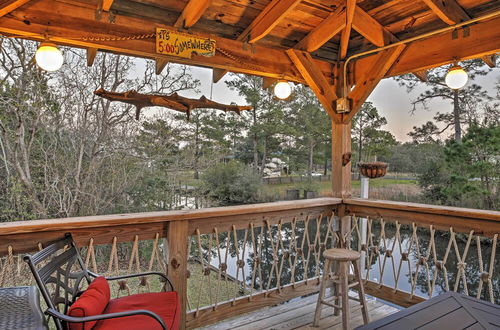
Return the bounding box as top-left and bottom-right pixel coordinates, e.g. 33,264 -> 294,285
168,63 -> 499,142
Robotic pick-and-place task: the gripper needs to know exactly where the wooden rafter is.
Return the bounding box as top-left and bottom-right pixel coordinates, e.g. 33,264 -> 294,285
413,70 -> 428,82
86,48 -> 97,67
155,58 -> 169,75
212,68 -> 227,83
239,0 -> 302,44
262,77 -> 278,90
338,0 -> 357,60
286,49 -> 338,120
481,55 -> 496,68
101,0 -> 114,12
352,6 -> 397,47
209,0 -> 301,84
174,0 -> 211,29
421,0 -> 470,25
94,89 -> 252,120
295,5 -> 346,52
347,44 -> 406,119
353,16 -> 500,79
0,0 -> 31,17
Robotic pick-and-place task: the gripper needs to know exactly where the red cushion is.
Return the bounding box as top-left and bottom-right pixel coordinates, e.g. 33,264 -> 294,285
93,291 -> 180,330
67,276 -> 111,330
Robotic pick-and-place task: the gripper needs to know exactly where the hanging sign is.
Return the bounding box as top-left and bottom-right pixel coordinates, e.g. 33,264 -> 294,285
156,28 -> 216,59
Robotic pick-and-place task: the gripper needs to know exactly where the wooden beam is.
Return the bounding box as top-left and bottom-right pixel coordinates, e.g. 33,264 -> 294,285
295,5 -> 346,52
86,48 -> 97,67
167,220 -> 188,329
331,121 -> 351,198
101,0 -> 114,12
347,44 -> 406,118
412,70 -> 428,82
174,0 -> 211,29
338,0 -> 357,60
381,16 -> 500,77
212,68 -> 227,83
0,0 -> 31,17
262,77 -> 278,89
352,6 -> 396,47
155,58 -> 169,75
286,49 -> 338,119
421,0 -> 470,25
239,0 -> 302,44
481,55 -> 496,68
0,0 -> 334,84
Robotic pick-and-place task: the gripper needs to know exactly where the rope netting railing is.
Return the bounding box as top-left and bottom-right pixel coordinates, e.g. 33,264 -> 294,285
0,233 -> 168,298
186,212 -> 339,316
348,215 -> 499,304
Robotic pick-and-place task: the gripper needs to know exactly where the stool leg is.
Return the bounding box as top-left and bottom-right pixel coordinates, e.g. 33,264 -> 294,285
313,259 -> 330,327
354,260 -> 370,325
340,261 -> 350,330
333,260 -> 340,316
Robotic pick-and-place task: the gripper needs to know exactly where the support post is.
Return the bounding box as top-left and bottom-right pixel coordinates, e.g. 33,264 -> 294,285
331,120 -> 352,199
167,220 -> 189,329
359,177 -> 369,270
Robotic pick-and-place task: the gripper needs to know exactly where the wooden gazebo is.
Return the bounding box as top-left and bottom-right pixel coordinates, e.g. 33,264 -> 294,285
0,0 -> 499,329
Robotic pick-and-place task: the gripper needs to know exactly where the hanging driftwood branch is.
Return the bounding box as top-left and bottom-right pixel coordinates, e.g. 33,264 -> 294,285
94,89 -> 252,120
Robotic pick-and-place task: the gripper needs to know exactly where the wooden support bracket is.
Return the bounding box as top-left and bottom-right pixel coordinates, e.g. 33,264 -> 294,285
286,49 -> 338,120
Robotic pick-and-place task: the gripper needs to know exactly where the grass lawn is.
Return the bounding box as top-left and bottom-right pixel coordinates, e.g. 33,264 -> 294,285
261,178 -> 419,200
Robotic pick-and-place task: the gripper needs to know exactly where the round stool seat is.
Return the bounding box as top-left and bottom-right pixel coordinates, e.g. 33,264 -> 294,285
323,248 -> 360,261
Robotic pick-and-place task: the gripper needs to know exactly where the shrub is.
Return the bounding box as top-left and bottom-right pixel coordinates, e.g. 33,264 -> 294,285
201,161 -> 262,205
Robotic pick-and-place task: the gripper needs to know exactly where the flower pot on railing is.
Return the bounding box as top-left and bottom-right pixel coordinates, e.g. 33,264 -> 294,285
358,162 -> 388,179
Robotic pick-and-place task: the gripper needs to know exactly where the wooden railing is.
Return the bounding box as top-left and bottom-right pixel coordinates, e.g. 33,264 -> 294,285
0,197 -> 498,329
0,198 -> 341,329
343,199 -> 500,307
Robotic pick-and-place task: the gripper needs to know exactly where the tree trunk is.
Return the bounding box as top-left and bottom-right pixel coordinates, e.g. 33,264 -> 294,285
252,107 -> 259,171
453,89 -> 462,143
260,138 -> 267,176
308,139 -> 314,182
357,126 -> 363,180
194,119 -> 200,179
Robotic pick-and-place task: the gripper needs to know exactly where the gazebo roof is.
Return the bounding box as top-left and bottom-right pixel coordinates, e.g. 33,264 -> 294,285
0,0 -> 498,118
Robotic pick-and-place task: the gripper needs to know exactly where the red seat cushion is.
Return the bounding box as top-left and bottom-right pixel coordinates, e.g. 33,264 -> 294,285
67,276 -> 111,330
93,291 -> 180,330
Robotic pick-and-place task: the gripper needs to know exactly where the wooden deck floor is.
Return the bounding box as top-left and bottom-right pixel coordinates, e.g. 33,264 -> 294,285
200,292 -> 400,330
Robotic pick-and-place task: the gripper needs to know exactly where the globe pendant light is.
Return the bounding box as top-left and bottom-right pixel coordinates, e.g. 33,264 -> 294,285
35,42 -> 64,72
274,81 -> 292,99
445,64 -> 468,89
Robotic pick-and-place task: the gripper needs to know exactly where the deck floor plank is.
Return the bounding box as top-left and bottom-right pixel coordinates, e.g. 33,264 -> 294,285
198,293 -> 399,330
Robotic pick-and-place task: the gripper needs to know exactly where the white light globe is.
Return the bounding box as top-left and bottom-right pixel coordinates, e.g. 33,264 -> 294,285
445,65 -> 468,89
35,42 -> 64,72
274,81 -> 292,99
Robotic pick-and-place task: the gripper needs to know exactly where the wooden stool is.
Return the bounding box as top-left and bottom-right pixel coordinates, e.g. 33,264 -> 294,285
313,248 -> 369,329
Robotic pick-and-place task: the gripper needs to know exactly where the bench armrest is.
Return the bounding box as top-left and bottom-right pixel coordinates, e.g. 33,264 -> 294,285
45,307 -> 167,329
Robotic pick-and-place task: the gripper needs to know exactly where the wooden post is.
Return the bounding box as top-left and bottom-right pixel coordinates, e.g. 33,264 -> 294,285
167,220 -> 189,329
331,120 -> 352,199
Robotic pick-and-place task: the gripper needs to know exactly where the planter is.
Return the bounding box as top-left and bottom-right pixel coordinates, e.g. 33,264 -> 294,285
358,162 -> 388,179
286,189 -> 300,200
304,190 -> 318,199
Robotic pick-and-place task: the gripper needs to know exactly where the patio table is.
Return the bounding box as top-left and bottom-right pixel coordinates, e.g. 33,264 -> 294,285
356,291 -> 500,330
0,286 -> 48,330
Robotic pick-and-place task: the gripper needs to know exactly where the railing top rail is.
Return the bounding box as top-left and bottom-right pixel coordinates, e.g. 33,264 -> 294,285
0,198 -> 342,237
344,198 -> 500,222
